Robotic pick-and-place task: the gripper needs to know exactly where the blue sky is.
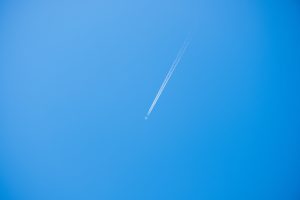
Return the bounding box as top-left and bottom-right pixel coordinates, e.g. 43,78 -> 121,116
1,0 -> 300,199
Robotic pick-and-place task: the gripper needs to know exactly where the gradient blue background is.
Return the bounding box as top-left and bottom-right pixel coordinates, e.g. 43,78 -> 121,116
1,0 -> 300,199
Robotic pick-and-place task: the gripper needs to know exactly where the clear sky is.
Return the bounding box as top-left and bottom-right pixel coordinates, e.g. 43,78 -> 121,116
1,0 -> 300,199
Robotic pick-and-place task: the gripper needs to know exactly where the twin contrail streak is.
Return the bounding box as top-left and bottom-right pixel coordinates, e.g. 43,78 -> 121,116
145,38 -> 190,120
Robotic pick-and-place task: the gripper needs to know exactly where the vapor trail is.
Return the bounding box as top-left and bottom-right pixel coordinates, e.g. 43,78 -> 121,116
145,38 -> 190,120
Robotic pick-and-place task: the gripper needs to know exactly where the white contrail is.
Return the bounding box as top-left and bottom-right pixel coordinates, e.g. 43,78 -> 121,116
145,38 -> 190,120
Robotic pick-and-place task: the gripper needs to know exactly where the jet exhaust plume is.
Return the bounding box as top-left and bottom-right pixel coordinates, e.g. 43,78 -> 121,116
145,37 -> 190,119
